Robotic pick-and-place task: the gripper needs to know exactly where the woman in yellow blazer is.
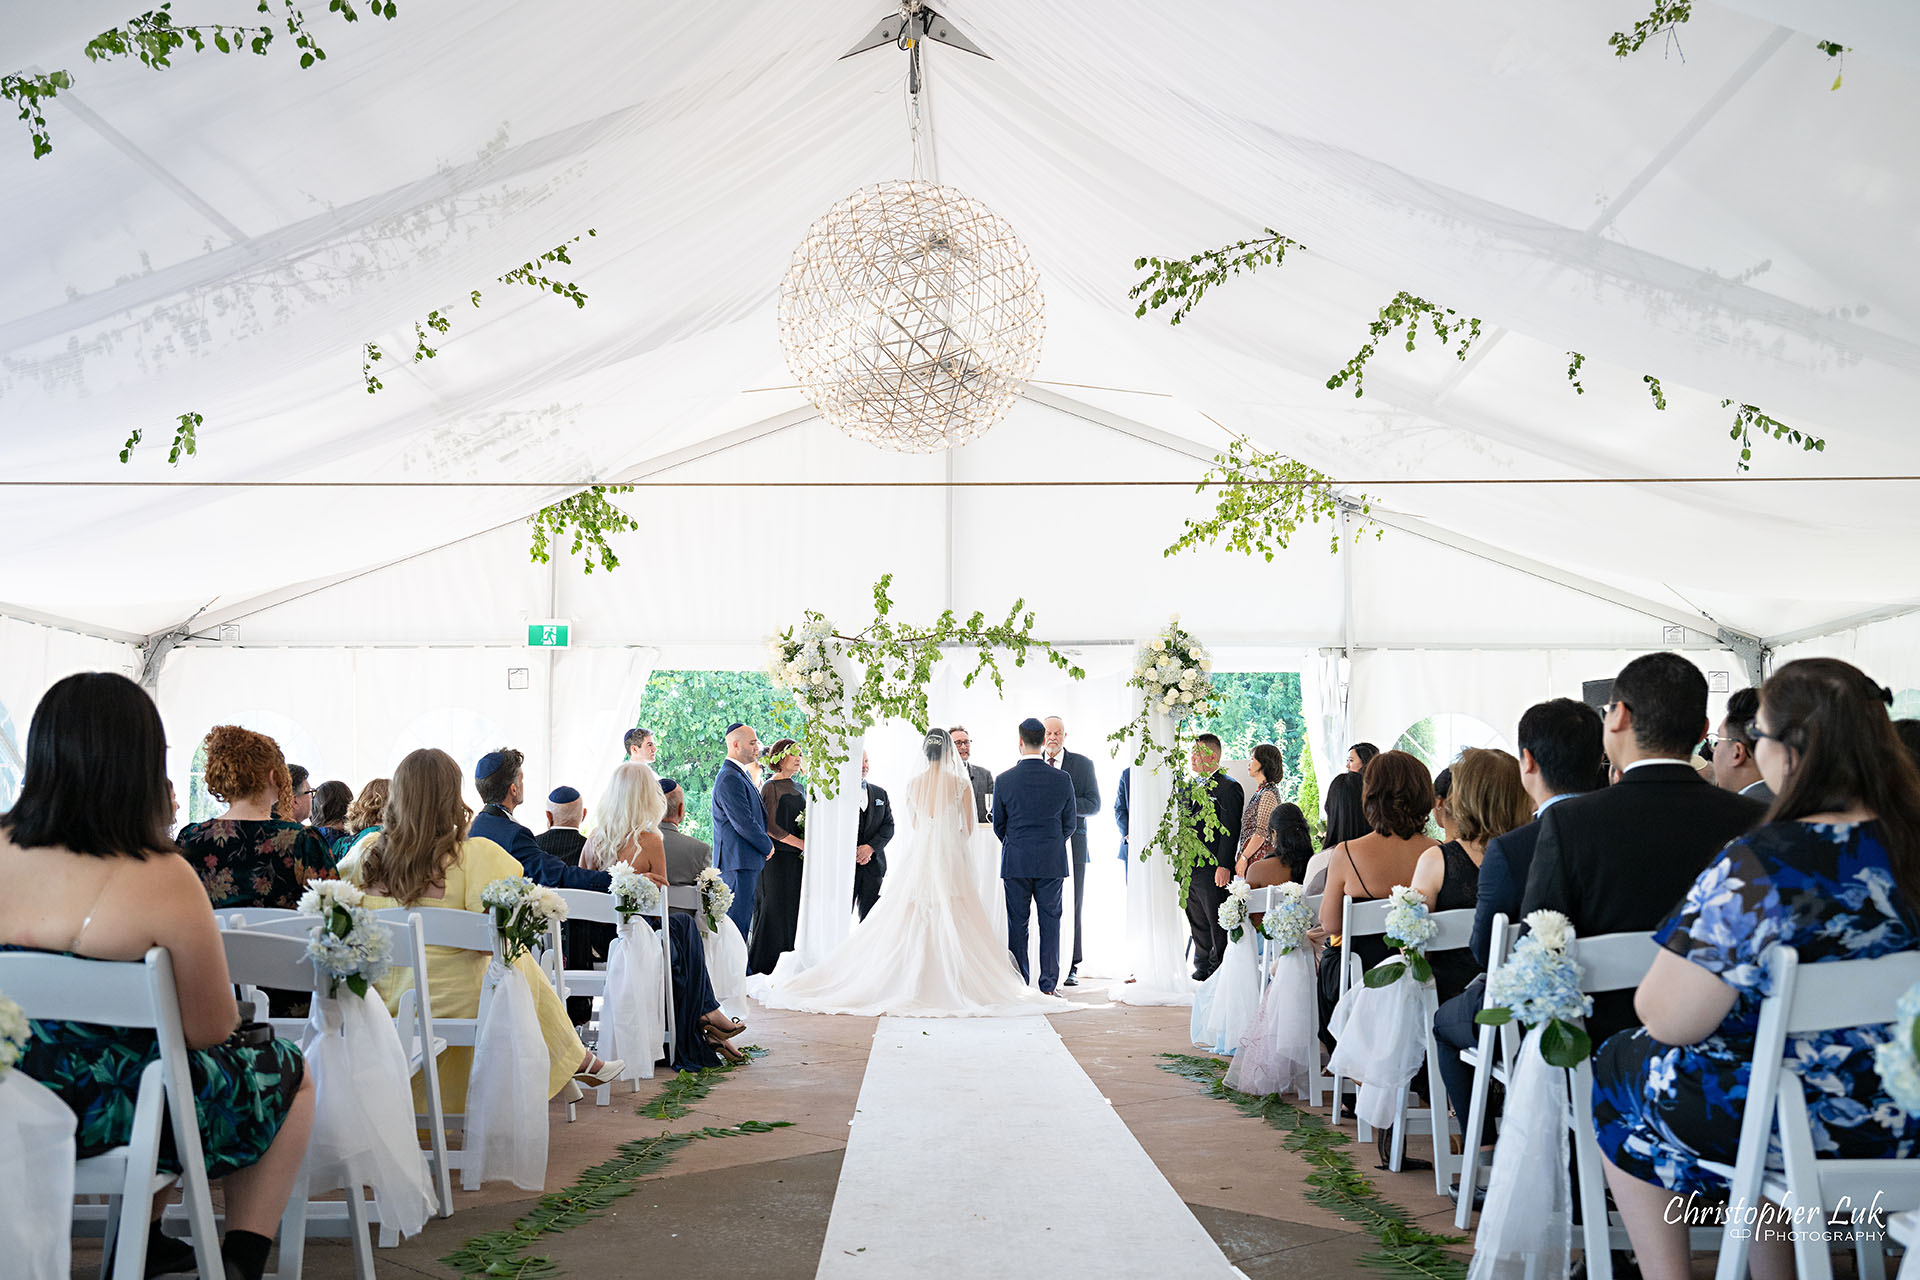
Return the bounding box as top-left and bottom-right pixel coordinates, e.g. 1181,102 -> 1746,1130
350,747 -> 621,1111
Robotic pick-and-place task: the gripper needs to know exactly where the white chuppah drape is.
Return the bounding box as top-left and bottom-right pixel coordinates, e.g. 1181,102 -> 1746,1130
1109,710 -> 1194,1006
768,733 -> 864,980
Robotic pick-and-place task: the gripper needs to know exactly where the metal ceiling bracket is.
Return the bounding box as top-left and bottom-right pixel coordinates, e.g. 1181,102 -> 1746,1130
840,4 -> 991,62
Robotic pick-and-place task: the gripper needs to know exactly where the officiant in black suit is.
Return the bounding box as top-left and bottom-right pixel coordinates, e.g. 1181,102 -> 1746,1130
1184,733 -> 1243,981
852,753 -> 894,919
1042,716 -> 1100,986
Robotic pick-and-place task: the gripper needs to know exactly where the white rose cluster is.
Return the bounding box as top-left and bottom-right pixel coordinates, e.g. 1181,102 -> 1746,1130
298,878 -> 389,998
481,876 -> 569,964
696,866 -> 734,934
1383,884 -> 1437,954
767,616 -> 844,710
1216,876 -> 1254,936
1132,617 -> 1216,722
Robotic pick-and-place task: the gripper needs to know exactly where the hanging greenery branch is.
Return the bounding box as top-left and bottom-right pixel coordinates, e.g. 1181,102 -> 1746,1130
1608,1 -> 1691,59
527,483 -> 636,575
118,410 -> 201,465
1129,230 -> 1301,326
1326,292 -> 1482,398
1566,351 -> 1586,395
7,1 -> 397,160
1166,435 -> 1374,562
1817,40 -> 1850,90
1108,617 -> 1226,903
1643,373 -> 1667,411
1724,400 -> 1822,471
768,574 -> 1086,798
362,229 -> 596,392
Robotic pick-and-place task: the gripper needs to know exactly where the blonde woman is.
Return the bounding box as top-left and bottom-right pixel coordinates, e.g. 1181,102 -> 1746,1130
351,748 -> 622,1111
330,777 -> 388,874
586,762 -> 747,1066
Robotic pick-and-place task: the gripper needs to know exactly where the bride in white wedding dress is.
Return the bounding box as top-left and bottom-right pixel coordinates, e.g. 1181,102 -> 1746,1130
755,728 -> 1070,1018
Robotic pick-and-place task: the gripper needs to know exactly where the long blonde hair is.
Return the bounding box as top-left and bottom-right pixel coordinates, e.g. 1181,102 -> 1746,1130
582,761 -> 666,871
358,748 -> 471,904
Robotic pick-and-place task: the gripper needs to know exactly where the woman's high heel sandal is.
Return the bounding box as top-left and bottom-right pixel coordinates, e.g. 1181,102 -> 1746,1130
574,1057 -> 626,1086
705,1025 -> 748,1064
705,1013 -> 747,1037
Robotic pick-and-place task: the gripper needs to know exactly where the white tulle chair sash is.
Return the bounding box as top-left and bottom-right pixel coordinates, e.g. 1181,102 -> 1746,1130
1467,1025 -> 1573,1280
700,914 -> 748,1005
601,919 -> 667,1080
461,959 -> 549,1191
0,1071 -> 76,1280
301,989 -> 439,1237
1325,960 -> 1437,1129
1223,943 -> 1319,1099
1190,929 -> 1261,1053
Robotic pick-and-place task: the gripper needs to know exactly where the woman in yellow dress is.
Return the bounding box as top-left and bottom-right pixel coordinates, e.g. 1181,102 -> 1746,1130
349,747 -> 621,1111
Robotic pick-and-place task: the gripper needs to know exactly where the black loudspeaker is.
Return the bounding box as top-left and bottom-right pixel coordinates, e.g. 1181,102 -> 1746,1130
1582,679 -> 1614,710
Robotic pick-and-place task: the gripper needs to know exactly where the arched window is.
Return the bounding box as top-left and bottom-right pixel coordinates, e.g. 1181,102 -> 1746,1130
1391,713 -> 1508,773
388,709 -> 512,801
181,711 -> 324,823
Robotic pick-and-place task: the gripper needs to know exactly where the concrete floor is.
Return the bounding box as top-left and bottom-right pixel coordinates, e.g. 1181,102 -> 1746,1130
88,980 -> 1475,1278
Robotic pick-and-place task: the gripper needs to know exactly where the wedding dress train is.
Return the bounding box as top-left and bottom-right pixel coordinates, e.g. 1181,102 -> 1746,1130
755,734 -> 1068,1019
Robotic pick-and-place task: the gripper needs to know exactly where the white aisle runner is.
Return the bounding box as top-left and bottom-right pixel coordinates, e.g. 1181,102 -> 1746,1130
818,1016 -> 1238,1278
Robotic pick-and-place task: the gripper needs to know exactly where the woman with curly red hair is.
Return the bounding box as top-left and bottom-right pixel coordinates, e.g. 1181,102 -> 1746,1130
176,725 -> 335,909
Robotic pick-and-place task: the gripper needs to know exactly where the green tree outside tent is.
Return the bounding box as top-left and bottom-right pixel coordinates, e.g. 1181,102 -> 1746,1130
633,670 -> 806,842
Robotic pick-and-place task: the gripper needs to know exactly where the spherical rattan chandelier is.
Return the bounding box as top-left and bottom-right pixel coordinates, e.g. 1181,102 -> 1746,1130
778,180 -> 1044,453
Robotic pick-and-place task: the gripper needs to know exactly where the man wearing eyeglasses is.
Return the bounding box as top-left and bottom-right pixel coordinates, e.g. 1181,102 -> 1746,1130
285,764 -> 315,825
1521,653 -> 1767,1045
948,725 -> 993,823
1705,686 -> 1774,803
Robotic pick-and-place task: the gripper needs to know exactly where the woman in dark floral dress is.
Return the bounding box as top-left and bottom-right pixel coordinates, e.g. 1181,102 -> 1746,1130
0,673 -> 312,1280
1592,659 -> 1920,1280
177,724 -> 335,909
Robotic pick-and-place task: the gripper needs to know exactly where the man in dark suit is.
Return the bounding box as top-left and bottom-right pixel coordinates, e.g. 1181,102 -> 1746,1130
853,753 -> 894,920
1042,716 -> 1100,986
659,780 -> 712,913
1184,733 -> 1243,981
1708,686 -> 1774,804
470,749 -> 611,892
710,723 -> 773,937
1521,653 -> 1767,1045
536,785 -> 588,866
950,725 -> 994,823
994,717 -> 1078,995
1432,698 -> 1603,1155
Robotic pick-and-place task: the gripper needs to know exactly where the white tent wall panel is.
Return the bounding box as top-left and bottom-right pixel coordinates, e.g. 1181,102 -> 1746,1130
1772,611 -> 1920,703
0,616 -> 140,763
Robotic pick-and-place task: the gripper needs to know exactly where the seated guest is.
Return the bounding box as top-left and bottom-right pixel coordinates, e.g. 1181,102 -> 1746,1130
1303,770 -> 1369,894
1245,802 -> 1313,895
1432,698 -> 1602,1152
1707,686 -> 1773,803
309,780 -> 352,848
1593,659 -> 1920,1280
1410,748 -> 1530,1002
1522,653 -> 1767,1045
659,779 -> 712,898
537,786 -> 587,866
853,753 -> 894,921
352,748 -> 623,1110
0,674 -> 315,1280
1346,742 -> 1379,774
1899,718 -> 1920,766
284,763 -> 314,825
1320,751 -> 1441,971
469,747 -> 612,892
624,726 -> 656,765
582,762 -> 748,1066
332,777 -> 388,869
178,725 -> 334,908
1230,743 -> 1286,883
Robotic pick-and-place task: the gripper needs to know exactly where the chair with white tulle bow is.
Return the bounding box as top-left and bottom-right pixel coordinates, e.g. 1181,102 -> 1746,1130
1244,887 -> 1332,1108
0,947 -> 224,1280
1452,912 -> 1522,1228
549,887 -> 670,1104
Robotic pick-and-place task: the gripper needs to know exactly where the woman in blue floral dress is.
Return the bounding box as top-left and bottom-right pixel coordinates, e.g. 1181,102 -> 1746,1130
1592,658 -> 1920,1280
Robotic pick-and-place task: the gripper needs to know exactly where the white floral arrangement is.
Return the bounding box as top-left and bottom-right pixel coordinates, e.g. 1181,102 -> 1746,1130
768,613 -> 845,713
1874,981 -> 1920,1117
1364,885 -> 1439,989
1131,614 -> 1217,724
696,867 -> 733,935
1476,910 -> 1596,1068
0,991 -> 28,1079
298,878 -> 392,999
608,862 -> 664,921
1264,882 -> 1315,956
480,876 -> 569,964
1217,877 -> 1256,942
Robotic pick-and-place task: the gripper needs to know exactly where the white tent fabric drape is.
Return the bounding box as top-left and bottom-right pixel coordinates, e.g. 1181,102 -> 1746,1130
769,706 -> 864,979
1110,710 -> 1194,1006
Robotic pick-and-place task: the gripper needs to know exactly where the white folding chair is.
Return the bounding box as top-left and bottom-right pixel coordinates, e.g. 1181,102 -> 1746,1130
221,907 -> 305,929
1453,912 -> 1521,1228
0,947 -> 223,1280
1327,894 -> 1382,1134
550,887 -> 668,1103
1376,906 -> 1476,1181
1706,947 -> 1920,1280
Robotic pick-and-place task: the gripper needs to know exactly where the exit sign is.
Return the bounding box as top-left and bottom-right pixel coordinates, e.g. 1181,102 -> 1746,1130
527,620 -> 571,648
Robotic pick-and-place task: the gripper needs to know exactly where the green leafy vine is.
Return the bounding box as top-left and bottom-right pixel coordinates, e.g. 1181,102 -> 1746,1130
768,574 -> 1086,798
635,1047 -> 768,1120
119,410 -> 201,465
363,229 -> 596,392
1,71 -> 70,160
527,484 -> 637,575
1129,229 -> 1301,326
1165,435 -> 1373,562
1107,618 -> 1226,902
440,1120 -> 793,1279
1326,292 -> 1482,399
1724,399 -> 1823,471
1608,1 -> 1691,59
1159,1053 -> 1469,1280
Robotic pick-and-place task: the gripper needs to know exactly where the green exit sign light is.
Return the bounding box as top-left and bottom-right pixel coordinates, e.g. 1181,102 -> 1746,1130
527,620 -> 571,648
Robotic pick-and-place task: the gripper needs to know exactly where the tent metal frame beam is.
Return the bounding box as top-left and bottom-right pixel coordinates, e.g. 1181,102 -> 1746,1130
0,603 -> 147,647
1761,598 -> 1920,650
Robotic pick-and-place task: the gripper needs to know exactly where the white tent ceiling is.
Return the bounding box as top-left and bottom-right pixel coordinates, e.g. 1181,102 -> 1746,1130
4,0 -> 1919,683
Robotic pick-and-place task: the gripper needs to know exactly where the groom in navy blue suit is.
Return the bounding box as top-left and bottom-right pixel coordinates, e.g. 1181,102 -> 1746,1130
992,717 -> 1078,995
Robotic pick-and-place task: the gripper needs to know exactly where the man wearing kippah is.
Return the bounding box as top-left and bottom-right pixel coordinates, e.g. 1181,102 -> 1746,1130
537,785 -> 587,867
711,723 -> 773,936
469,748 -> 612,892
659,778 -> 713,912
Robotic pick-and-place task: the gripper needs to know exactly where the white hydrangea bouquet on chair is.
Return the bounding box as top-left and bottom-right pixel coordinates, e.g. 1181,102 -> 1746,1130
1195,878 -> 1263,1054
694,867 -> 748,1005
0,987 -> 79,1280
1467,910 -> 1595,1280
696,867 -> 734,936
468,876 -> 567,1192
1216,878 -> 1260,943
296,879 -> 438,1236
599,864 -> 667,1086
1327,885 -> 1440,1130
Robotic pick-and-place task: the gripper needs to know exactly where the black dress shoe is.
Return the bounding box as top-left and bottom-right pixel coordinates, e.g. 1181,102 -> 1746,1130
1062,969 -> 1079,987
